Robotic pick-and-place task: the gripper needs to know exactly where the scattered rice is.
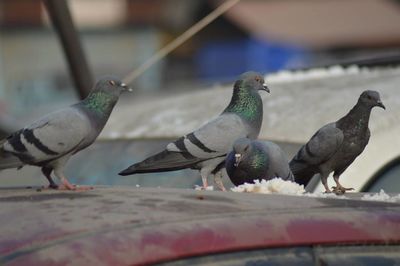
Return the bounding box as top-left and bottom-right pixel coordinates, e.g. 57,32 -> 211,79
231,178 -> 348,199
231,178 -> 305,195
193,179 -> 400,202
361,189 -> 400,203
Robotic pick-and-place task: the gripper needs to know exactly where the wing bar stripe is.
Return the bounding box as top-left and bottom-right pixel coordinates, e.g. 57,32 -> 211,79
187,133 -> 216,153
22,129 -> 58,155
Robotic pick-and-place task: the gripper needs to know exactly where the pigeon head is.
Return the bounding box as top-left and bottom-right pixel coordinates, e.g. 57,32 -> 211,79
232,138 -> 253,167
237,71 -> 269,93
83,76 -> 131,114
359,90 -> 385,109
93,76 -> 132,97
224,71 -> 267,125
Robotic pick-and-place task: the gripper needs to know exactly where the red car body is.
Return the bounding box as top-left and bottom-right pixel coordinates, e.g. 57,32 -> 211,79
0,187 -> 399,265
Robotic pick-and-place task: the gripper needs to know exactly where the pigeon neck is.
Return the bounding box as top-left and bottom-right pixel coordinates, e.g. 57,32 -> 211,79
224,82 -> 263,124
245,145 -> 269,174
82,91 -> 118,117
337,101 -> 372,131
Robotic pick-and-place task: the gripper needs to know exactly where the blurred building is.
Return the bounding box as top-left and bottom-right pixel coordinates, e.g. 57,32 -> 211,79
0,0 -> 399,129
224,0 -> 400,48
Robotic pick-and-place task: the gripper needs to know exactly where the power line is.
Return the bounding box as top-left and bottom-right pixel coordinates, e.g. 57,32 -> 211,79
123,0 -> 241,85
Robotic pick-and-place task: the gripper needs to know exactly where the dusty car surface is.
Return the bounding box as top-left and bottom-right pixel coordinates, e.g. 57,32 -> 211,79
0,187 -> 399,265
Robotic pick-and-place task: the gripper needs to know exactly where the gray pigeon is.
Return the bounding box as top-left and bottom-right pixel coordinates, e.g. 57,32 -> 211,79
119,71 -> 270,190
0,76 -> 130,190
225,138 -> 294,186
290,90 -> 385,193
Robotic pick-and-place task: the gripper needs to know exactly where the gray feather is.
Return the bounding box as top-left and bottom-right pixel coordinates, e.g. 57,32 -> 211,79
0,76 -> 126,188
290,123 -> 344,186
2,109 -> 93,164
119,150 -> 206,175
0,148 -> 24,170
290,90 -> 385,191
226,138 -> 293,186
119,71 -> 269,182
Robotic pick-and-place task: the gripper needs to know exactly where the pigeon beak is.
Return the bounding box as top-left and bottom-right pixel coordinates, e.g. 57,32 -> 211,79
376,100 -> 385,110
234,153 -> 242,167
262,83 -> 270,93
121,83 -> 133,92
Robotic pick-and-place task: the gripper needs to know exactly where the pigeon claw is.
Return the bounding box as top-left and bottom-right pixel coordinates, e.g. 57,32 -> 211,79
331,186 -> 354,195
58,178 -> 93,191
331,186 -> 345,195
214,175 -> 226,191
57,184 -> 94,191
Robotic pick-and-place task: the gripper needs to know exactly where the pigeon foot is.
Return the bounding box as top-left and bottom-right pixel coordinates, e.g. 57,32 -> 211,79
213,173 -> 227,191
201,177 -> 208,188
331,186 -> 354,195
322,182 -> 331,193
58,178 -> 93,191
57,184 -> 93,191
332,176 -> 354,194
215,183 -> 226,191
331,186 -> 345,195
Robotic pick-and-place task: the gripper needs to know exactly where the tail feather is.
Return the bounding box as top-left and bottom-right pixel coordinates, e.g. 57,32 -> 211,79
0,149 -> 24,170
119,150 -> 203,176
289,159 -> 318,186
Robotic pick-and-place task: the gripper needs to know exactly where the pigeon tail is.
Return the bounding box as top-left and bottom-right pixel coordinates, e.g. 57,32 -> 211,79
289,159 -> 319,186
293,172 -> 315,186
0,149 -> 24,170
119,150 -> 202,176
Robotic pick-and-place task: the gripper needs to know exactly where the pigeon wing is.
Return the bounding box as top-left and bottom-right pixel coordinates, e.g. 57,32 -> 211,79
290,123 -> 344,184
167,113 -> 250,158
261,141 -> 294,181
119,113 -> 250,175
3,108 -> 91,163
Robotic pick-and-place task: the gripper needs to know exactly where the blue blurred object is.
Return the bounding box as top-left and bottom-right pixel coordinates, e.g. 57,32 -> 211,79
195,38 -> 309,81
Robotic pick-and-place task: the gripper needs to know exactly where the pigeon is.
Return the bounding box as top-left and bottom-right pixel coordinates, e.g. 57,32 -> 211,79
225,138 -> 294,186
119,71 -> 270,190
0,76 -> 130,190
289,90 -> 385,194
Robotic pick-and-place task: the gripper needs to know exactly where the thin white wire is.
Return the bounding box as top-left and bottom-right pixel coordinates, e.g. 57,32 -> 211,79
123,0 -> 241,84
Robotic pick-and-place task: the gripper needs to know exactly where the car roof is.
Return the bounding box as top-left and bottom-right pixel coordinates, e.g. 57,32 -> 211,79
100,66 -> 400,144
1,187 -> 399,265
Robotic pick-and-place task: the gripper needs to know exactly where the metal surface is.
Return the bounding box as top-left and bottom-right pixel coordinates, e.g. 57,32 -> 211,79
43,0 -> 93,99
0,187 -> 399,265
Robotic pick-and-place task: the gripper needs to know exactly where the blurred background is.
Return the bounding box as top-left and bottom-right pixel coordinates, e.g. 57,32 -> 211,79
1,0 -> 400,192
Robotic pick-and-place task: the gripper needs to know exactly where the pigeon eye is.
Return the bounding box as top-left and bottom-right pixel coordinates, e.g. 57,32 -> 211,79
255,77 -> 260,82
109,80 -> 116,86
367,95 -> 372,100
